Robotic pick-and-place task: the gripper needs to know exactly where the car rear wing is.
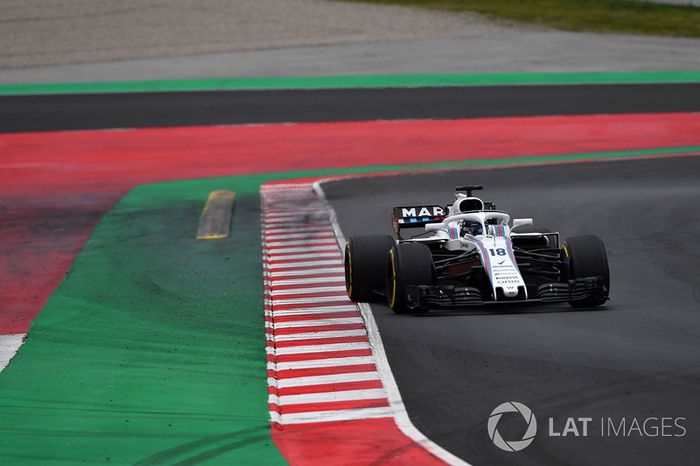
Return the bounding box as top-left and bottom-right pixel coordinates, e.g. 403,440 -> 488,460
391,205 -> 446,233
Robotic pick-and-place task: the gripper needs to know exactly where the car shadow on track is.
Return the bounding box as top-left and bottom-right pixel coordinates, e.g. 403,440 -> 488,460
377,303 -> 617,318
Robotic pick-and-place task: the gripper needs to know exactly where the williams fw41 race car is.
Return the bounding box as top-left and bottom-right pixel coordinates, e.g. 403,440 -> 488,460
344,185 -> 610,313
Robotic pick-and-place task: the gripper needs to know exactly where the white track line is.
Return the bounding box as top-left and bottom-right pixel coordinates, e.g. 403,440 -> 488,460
0,334 -> 25,372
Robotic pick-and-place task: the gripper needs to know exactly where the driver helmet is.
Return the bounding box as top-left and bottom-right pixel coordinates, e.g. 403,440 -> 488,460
460,220 -> 483,237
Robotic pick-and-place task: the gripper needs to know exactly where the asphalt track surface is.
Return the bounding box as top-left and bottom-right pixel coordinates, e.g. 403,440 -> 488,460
322,156 -> 700,465
3,83 -> 700,132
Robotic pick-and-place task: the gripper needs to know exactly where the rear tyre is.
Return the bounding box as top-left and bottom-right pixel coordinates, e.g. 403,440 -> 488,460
563,235 -> 610,307
345,235 -> 395,302
386,243 -> 434,314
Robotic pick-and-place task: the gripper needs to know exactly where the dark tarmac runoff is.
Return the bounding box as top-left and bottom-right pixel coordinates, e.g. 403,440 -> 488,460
3,83 -> 700,133
322,155 -> 700,465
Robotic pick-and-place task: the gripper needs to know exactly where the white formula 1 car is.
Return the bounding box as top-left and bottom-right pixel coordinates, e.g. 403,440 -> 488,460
344,185 -> 609,313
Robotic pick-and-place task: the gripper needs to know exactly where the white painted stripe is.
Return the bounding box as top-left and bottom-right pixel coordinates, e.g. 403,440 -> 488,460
264,216 -> 328,224
265,252 -> 340,261
263,204 -> 322,208
265,219 -> 328,226
266,238 -> 335,247
0,333 -> 25,372
263,225 -> 328,234
263,221 -> 329,228
263,226 -> 332,234
272,329 -> 366,342
264,211 -> 325,218
265,245 -> 338,254
264,232 -> 335,241
267,214 -> 328,221
261,185 -> 314,191
263,201 -> 317,206
270,407 -> 393,425
269,277 -> 345,286
271,295 -> 350,306
263,202 -> 317,207
266,342 -> 371,355
264,260 -> 343,270
268,356 -> 375,371
267,304 -> 358,316
264,205 -> 322,210
269,388 -> 387,406
269,371 -> 380,388
261,183 -> 310,188
266,244 -> 338,253
268,267 -> 344,277
267,317 -> 363,329
262,193 -> 317,199
312,180 -> 471,465
270,286 -> 347,296
261,190 -> 316,196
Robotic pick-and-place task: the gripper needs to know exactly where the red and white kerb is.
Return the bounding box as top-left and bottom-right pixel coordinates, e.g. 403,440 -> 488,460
261,182 -> 462,465
262,183 -> 392,425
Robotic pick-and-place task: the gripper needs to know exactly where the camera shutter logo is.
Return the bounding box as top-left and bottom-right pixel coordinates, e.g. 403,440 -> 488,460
488,401 -> 537,452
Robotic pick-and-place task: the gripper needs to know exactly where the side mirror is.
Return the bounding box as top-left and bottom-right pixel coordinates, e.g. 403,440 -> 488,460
512,218 -> 533,228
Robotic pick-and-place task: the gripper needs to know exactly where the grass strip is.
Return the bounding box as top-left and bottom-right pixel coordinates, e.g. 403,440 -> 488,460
346,0 -> 700,37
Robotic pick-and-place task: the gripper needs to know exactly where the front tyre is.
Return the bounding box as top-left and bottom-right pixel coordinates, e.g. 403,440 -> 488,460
563,235 -> 610,307
386,243 -> 434,314
345,235 -> 395,302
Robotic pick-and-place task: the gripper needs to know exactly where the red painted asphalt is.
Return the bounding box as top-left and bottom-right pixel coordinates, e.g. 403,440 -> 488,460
272,418 -> 445,465
2,112 -> 699,333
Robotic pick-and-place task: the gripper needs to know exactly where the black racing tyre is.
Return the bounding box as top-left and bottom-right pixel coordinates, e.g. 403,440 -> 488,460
345,235 -> 395,302
563,235 -> 610,307
386,242 -> 434,314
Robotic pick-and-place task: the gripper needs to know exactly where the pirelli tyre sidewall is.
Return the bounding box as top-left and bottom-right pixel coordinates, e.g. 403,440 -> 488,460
344,235 -> 396,302
387,242 -> 434,314
562,234 -> 610,307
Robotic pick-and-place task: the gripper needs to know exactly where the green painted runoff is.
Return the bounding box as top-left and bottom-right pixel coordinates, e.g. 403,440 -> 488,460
1,70 -> 700,95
